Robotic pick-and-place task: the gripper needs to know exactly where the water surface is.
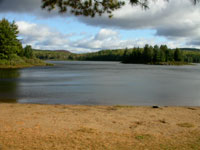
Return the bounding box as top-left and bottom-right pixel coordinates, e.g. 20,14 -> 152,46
1,61 -> 200,106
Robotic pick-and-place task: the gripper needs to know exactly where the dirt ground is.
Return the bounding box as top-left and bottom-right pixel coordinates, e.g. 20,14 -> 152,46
0,103 -> 200,150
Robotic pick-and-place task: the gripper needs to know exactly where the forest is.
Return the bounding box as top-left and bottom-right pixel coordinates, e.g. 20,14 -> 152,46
33,50 -> 72,60
34,45 -> 200,65
121,45 -> 200,65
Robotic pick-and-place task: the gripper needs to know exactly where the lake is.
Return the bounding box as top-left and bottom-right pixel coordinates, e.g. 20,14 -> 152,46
0,61 -> 200,106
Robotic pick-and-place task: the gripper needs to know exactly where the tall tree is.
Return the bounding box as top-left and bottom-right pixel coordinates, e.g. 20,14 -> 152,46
174,48 -> 182,61
24,45 -> 33,58
143,44 -> 153,63
153,45 -> 159,62
0,18 -> 23,59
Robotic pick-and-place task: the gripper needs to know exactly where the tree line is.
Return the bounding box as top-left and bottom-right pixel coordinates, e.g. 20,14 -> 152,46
122,45 -> 183,64
122,45 -> 200,64
33,50 -> 72,60
34,45 -> 200,65
67,45 -> 200,65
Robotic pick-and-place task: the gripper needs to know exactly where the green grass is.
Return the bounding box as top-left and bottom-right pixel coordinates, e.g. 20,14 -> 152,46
149,61 -> 192,65
114,105 -> 134,108
135,134 -> 152,141
0,55 -> 52,69
159,136 -> 200,150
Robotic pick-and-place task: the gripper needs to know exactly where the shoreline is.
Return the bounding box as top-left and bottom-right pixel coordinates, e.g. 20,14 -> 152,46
0,103 -> 200,150
0,58 -> 53,69
0,63 -> 53,69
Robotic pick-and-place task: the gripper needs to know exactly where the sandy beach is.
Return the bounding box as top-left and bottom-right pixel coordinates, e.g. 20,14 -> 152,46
0,103 -> 200,150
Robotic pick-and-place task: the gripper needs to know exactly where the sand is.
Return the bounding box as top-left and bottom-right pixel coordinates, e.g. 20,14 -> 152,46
0,103 -> 200,150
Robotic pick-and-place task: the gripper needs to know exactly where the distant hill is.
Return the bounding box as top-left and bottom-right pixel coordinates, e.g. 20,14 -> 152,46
54,50 -> 71,53
33,47 -> 200,62
33,49 -> 72,53
180,48 -> 200,52
33,49 -> 74,60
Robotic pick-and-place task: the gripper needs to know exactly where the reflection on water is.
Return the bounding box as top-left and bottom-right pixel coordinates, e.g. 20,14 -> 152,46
0,69 -> 20,78
1,61 -> 200,106
0,69 -> 20,103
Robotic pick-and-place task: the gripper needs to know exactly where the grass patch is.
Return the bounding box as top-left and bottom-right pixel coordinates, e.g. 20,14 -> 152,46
177,123 -> 194,128
135,134 -> 152,141
114,105 -> 134,109
160,135 -> 200,150
159,144 -> 177,150
150,61 -> 192,66
0,56 -> 52,69
187,137 -> 200,150
46,63 -> 54,66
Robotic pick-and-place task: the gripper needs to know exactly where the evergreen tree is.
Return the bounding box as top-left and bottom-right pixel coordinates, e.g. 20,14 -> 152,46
24,45 -> 33,58
159,49 -> 166,62
160,45 -> 168,52
122,48 -> 129,63
143,44 -> 153,63
0,18 -> 23,59
174,48 -> 182,61
153,45 -> 160,62
160,45 -> 169,62
143,44 -> 149,63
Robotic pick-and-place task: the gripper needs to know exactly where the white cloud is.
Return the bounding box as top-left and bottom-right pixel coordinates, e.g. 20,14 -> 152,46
95,29 -> 119,40
73,28 -> 186,51
78,0 -> 200,47
16,22 -> 178,53
8,0 -> 200,51
16,21 -> 71,50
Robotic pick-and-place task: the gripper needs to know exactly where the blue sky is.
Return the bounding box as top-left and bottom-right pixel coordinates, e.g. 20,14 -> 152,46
0,0 -> 199,53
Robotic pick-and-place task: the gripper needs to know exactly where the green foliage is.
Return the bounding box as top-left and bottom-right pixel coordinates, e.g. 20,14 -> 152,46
0,56 -> 47,68
153,45 -> 159,62
78,49 -> 125,61
0,18 -> 48,68
41,0 -> 199,18
143,44 -> 153,63
0,18 -> 23,59
122,46 -> 187,64
79,46 -> 200,65
34,46 -> 200,65
24,45 -> 33,58
135,134 -> 152,141
42,0 -> 126,18
174,48 -> 182,61
33,50 -> 72,60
